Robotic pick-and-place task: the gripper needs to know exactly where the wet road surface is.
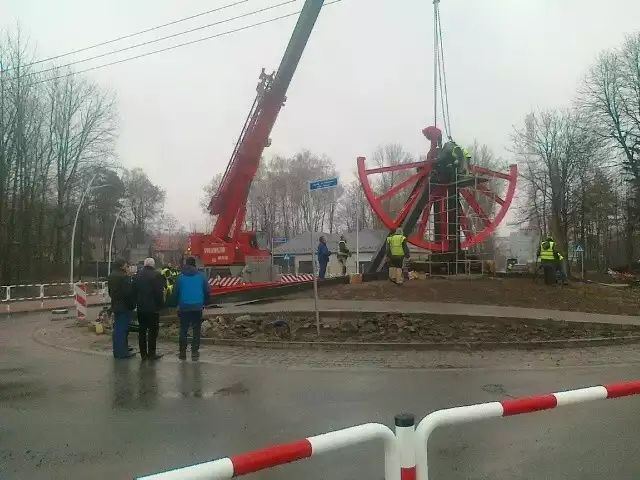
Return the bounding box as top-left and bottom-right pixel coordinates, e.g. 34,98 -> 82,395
2,312 -> 640,479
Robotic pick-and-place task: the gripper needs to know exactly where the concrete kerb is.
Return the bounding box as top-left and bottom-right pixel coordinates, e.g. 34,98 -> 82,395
26,303 -> 640,352
172,334 -> 640,351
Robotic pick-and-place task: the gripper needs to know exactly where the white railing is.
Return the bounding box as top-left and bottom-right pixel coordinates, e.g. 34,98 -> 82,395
1,281 -> 108,303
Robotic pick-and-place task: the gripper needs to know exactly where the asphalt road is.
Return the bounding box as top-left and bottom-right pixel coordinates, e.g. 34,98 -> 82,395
2,312 -> 640,479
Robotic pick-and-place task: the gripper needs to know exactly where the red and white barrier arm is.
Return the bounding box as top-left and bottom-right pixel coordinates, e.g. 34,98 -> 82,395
137,423 -> 400,480
415,380 -> 640,480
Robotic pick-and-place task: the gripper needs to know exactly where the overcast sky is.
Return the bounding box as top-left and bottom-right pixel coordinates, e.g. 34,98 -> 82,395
3,0 -> 640,231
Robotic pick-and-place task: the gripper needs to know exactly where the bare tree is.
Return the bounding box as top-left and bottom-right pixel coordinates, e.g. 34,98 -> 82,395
124,168 -> 165,244
512,110 -> 600,256
578,33 -> 640,264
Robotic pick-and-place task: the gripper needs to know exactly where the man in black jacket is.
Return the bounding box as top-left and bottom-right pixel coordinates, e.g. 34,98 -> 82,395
132,258 -> 165,360
108,258 -> 136,359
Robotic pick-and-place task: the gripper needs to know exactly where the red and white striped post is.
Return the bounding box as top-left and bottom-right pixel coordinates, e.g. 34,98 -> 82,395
136,422 -> 400,480
395,414 -> 416,480
415,380 -> 640,480
75,282 -> 88,324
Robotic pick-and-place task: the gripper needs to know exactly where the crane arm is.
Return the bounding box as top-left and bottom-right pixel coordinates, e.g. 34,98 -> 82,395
210,0 -> 326,239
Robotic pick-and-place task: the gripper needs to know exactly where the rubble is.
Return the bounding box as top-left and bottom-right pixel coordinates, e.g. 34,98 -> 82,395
162,311 -> 640,344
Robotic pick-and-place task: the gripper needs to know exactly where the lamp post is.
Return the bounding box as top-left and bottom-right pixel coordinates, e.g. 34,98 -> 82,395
356,189 -> 361,273
108,205 -> 127,275
70,174 -> 110,287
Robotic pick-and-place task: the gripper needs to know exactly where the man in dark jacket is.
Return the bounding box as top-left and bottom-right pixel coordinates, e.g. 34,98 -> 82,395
316,236 -> 331,279
174,257 -> 210,361
107,258 -> 136,359
132,257 -> 165,360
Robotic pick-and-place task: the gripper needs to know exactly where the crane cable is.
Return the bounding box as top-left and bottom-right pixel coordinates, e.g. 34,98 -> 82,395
433,0 -> 452,140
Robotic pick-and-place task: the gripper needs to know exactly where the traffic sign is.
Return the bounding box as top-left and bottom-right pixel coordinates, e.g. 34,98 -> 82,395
309,177 -> 338,191
283,254 -> 290,260
272,237 -> 287,244
575,245 -> 584,252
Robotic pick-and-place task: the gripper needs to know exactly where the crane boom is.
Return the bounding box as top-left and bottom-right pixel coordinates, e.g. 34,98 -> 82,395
189,0 -> 327,271
210,0 -> 326,237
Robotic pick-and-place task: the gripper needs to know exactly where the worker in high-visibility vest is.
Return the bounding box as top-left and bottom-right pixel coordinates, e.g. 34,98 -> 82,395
537,236 -> 568,285
161,265 -> 175,301
556,252 -> 568,284
337,235 -> 351,276
386,227 -> 410,284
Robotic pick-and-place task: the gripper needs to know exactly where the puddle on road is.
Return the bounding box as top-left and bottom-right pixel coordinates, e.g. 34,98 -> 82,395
0,379 -> 47,401
214,381 -> 249,396
481,383 -> 514,398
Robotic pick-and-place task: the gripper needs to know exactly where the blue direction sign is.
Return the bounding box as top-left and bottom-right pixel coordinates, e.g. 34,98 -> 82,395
272,237 -> 287,244
309,177 -> 338,191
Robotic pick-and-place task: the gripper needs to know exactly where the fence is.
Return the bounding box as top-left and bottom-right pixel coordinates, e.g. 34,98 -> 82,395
136,380 -> 640,480
137,422 -> 400,480
1,281 -> 107,306
207,274 -> 314,288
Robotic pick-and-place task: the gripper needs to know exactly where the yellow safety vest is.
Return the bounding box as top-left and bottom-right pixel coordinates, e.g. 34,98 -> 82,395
387,234 -> 406,257
540,241 -> 556,261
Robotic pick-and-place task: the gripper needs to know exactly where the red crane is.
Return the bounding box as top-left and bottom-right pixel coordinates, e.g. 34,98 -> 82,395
188,0 -> 326,274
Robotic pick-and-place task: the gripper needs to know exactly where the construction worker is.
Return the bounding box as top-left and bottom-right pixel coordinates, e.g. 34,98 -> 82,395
161,264 -> 175,301
386,227 -> 410,284
461,148 -> 472,173
537,236 -> 567,285
556,252 -> 569,284
422,125 -> 443,161
337,235 -> 351,276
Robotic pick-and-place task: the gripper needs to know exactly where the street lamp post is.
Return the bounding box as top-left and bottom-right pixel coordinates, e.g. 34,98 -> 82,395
70,174 -> 110,287
108,205 -> 127,275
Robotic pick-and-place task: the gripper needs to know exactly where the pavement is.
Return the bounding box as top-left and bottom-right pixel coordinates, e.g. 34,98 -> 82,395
3,311 -> 640,479
211,299 -> 640,325
6,295 -> 640,326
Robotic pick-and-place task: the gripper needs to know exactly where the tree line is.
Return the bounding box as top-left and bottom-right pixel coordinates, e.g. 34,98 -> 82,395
513,32 -> 640,270
0,30 -> 165,284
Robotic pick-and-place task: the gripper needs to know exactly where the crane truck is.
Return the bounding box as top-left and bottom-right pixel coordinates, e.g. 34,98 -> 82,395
188,0 -> 326,277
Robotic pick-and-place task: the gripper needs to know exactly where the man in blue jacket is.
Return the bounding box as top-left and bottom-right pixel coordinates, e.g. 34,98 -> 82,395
316,236 -> 331,279
174,257 -> 210,361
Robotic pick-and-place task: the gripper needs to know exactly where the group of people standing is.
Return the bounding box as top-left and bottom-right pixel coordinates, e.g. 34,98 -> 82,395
315,230 -> 411,284
107,256 -> 210,361
316,235 -> 352,279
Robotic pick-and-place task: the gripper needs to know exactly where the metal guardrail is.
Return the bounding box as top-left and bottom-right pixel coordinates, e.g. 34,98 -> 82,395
138,380 -> 640,480
1,281 -> 107,303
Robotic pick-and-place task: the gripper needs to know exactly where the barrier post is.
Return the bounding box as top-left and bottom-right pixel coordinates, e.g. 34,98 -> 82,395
395,414 -> 416,480
39,284 -> 45,308
75,282 -> 88,324
137,422 -> 400,480
415,381 -> 640,480
4,286 -> 10,314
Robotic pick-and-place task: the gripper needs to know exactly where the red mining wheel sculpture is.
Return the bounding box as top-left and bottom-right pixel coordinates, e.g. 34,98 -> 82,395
357,157 -> 517,252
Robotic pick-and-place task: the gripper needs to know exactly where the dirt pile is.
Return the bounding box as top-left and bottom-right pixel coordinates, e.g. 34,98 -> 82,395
159,312 -> 640,345
291,276 -> 640,315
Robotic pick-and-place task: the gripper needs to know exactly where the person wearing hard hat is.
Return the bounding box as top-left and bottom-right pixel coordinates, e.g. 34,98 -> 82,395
386,228 -> 410,284
537,236 -> 567,285
337,235 -> 351,276
422,125 -> 443,161
461,148 -> 472,174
